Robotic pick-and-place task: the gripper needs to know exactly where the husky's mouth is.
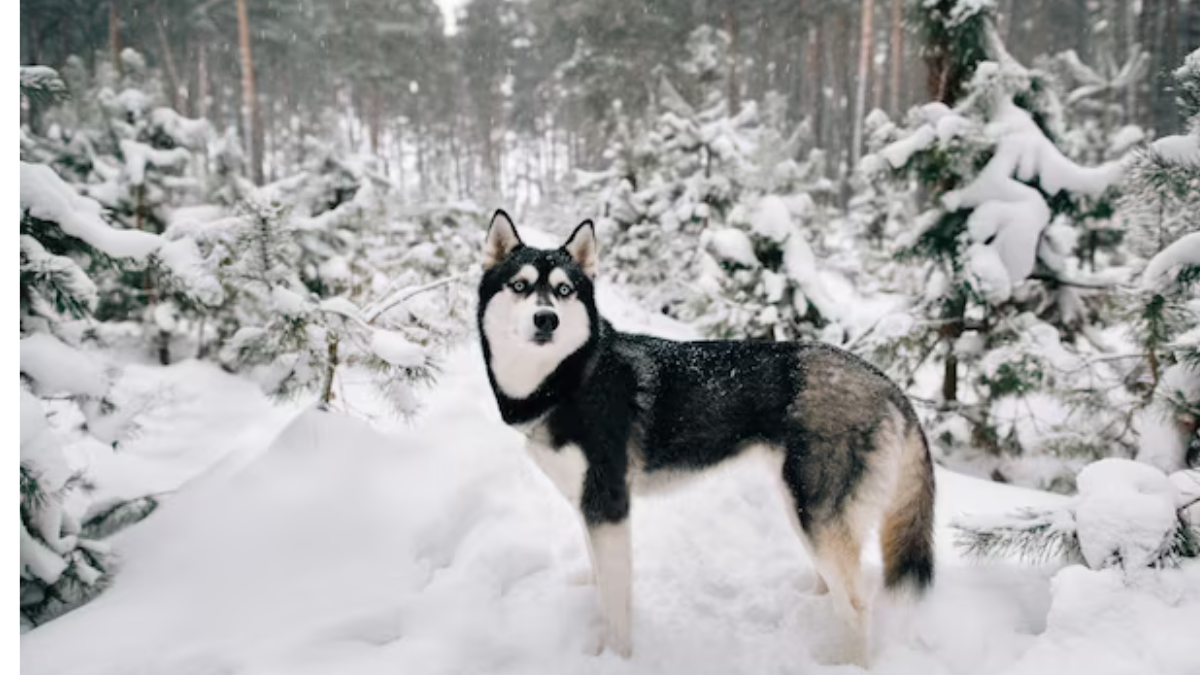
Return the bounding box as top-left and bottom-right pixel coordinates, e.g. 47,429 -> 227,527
532,332 -> 554,345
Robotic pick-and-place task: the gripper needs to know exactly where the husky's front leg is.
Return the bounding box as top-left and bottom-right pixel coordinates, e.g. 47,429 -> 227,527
586,518 -> 632,657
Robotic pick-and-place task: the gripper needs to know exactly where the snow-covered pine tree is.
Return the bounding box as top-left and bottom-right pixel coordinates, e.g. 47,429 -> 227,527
25,49 -> 213,364
198,192 -> 441,417
1124,48 -> 1200,475
860,2 -> 1141,492
575,25 -> 840,342
19,67 -> 163,628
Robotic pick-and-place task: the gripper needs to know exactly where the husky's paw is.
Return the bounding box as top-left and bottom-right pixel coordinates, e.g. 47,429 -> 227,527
583,624 -> 632,658
602,631 -> 633,659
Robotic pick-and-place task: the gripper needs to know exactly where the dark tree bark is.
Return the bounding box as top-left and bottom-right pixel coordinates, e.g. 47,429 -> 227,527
153,3 -> 182,110
109,0 -> 121,73
888,0 -> 905,115
237,0 -> 264,185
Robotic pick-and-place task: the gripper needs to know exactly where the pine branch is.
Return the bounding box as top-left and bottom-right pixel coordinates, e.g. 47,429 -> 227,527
952,507 -> 1083,566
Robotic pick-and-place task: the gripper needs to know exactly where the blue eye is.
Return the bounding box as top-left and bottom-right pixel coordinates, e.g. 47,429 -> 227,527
556,283 -> 573,297
510,280 -> 529,293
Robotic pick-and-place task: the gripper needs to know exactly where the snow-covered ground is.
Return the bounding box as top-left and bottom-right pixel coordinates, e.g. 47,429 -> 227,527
21,293 -> 1200,675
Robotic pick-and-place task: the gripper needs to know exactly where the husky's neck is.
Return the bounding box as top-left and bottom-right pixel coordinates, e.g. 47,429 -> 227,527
485,318 -> 613,425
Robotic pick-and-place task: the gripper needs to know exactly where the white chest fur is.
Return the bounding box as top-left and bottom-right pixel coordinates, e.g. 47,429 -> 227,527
516,420 -> 588,507
525,440 -> 588,506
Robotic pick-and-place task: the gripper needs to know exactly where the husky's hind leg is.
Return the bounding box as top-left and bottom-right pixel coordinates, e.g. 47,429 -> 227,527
806,520 -> 870,667
773,473 -> 830,596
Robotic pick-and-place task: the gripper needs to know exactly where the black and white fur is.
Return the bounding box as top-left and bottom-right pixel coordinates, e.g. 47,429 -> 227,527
477,210 -> 935,666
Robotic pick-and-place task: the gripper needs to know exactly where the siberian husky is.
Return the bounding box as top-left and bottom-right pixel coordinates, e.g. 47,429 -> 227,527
477,210 -> 935,666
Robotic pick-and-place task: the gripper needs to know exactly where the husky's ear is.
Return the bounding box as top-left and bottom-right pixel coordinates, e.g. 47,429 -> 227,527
484,209 -> 522,269
564,220 -> 598,277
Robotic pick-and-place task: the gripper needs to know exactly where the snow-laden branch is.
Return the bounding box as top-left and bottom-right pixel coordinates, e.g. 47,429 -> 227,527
21,162 -> 160,260
362,274 -> 465,325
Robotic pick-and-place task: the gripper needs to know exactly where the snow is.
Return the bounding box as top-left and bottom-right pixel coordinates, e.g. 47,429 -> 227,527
21,162 -> 162,260
705,227 -> 758,267
750,195 -> 794,243
370,330 -> 426,367
1141,231 -> 1200,289
1004,564 -> 1200,675
1135,363 -> 1200,473
17,248 -> 1200,675
783,233 -> 841,323
20,333 -> 108,398
119,139 -> 190,186
1150,134 -> 1200,165
21,66 -> 66,95
271,285 -> 312,316
1073,459 -> 1179,571
933,98 -> 1125,300
148,108 -> 210,149
156,237 -> 224,306
1108,125 -> 1144,156
21,388 -> 49,446
880,125 -> 937,169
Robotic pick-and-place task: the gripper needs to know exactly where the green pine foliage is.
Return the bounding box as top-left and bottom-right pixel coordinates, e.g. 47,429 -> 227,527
857,3 -> 1147,492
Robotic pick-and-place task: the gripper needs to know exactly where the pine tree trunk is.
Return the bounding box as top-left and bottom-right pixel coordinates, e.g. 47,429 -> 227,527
153,2 -> 181,111
236,0 -> 264,185
321,333 -> 339,408
851,0 -> 875,168
872,2 -> 885,113
109,0 -> 121,73
368,83 -> 381,157
810,13 -> 826,148
888,0 -> 904,115
1161,0 -> 1181,132
197,39 -> 209,120
1140,0 -> 1162,129
725,4 -> 740,117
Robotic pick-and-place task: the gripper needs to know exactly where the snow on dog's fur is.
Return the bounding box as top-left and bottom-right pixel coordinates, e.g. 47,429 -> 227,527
477,210 -> 935,666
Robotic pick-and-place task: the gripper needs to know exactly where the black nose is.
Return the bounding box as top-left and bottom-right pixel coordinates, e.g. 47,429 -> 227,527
533,310 -> 559,332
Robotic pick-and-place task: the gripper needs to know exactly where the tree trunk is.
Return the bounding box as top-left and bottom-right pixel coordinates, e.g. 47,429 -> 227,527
1140,0 -> 1162,129
153,3 -> 181,110
236,0 -> 264,185
368,83 -> 381,156
888,0 -> 904,115
725,4 -> 740,116
810,14 -> 825,148
1161,0 -> 1181,132
851,0 -> 875,168
197,39 -> 209,120
109,0 -> 121,73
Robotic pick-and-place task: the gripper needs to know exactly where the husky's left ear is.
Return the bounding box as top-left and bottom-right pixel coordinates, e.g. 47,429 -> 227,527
484,209 -> 522,270
564,220 -> 598,277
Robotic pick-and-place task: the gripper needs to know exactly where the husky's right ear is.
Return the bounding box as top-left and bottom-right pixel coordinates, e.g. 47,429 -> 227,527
484,209 -> 522,269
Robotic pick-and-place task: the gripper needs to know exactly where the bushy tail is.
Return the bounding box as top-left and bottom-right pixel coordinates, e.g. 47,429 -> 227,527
881,423 -> 935,594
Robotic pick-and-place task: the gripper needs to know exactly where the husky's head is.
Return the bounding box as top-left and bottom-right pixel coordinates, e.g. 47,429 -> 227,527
478,210 -> 599,401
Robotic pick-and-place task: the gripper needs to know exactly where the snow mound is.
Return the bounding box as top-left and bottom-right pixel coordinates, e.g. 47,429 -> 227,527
1005,564 -> 1200,675
20,333 -> 108,398
1074,459 -> 1179,570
